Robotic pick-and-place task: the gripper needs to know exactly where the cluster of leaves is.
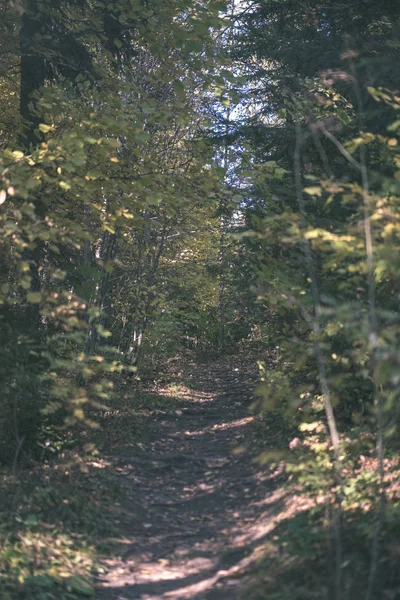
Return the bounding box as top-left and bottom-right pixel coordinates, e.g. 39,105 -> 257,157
0,0 -> 235,461
233,0 -> 400,597
0,454 -> 126,599
0,2 -> 256,597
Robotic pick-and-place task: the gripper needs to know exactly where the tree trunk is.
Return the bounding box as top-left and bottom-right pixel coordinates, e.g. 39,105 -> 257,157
20,1 -> 45,151
218,112 -> 230,356
218,212 -> 226,355
19,0 -> 46,314
7,0 -> 48,458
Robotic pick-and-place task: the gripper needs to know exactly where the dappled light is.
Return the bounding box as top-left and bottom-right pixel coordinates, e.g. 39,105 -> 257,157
89,362 -> 305,599
2,0 -> 400,598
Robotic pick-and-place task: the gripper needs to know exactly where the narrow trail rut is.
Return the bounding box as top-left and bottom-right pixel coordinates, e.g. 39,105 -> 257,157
96,361 -> 286,600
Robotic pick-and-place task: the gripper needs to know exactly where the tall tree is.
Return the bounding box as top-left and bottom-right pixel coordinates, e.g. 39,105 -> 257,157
0,0 -> 229,458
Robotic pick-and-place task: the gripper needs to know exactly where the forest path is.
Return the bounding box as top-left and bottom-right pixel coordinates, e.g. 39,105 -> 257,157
95,359 -> 285,600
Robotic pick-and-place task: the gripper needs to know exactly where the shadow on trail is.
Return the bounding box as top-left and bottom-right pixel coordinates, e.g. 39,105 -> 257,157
5,360 -> 392,600
0,358 -> 307,599
94,360 -> 296,600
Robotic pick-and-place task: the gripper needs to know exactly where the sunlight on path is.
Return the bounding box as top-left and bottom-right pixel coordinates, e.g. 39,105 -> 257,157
95,361 -> 295,600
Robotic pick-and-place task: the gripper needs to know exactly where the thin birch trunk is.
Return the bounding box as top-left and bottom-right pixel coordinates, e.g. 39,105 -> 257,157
294,120 -> 342,600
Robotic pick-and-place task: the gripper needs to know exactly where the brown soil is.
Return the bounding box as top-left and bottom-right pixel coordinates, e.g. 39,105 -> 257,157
94,359 -> 291,600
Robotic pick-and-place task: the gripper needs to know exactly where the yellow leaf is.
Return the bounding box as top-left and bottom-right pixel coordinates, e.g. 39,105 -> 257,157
304,229 -> 320,239
92,355 -> 104,362
304,186 -> 322,196
39,123 -> 52,133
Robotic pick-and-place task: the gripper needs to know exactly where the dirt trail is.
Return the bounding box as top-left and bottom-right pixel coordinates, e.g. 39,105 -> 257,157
95,360 -> 284,600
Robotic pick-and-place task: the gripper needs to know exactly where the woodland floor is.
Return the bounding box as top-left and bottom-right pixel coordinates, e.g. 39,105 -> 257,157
93,358 -> 302,600
0,358 -> 324,600
3,357 -> 392,599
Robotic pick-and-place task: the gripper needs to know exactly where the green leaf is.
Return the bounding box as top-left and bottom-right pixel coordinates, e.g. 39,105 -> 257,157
96,325 -> 112,338
27,292 -> 42,304
24,513 -> 39,526
186,39 -> 203,53
215,165 -> 225,177
388,120 -> 400,132
71,154 -> 86,166
86,169 -> 102,180
65,575 -> 94,596
173,80 -> 185,97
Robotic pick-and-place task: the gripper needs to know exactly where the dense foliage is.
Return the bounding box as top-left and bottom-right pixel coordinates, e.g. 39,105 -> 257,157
234,1 -> 400,598
0,0 -> 232,454
1,0 -> 400,598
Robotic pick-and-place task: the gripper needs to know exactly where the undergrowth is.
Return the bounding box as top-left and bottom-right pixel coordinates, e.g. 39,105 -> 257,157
0,384 -> 176,600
